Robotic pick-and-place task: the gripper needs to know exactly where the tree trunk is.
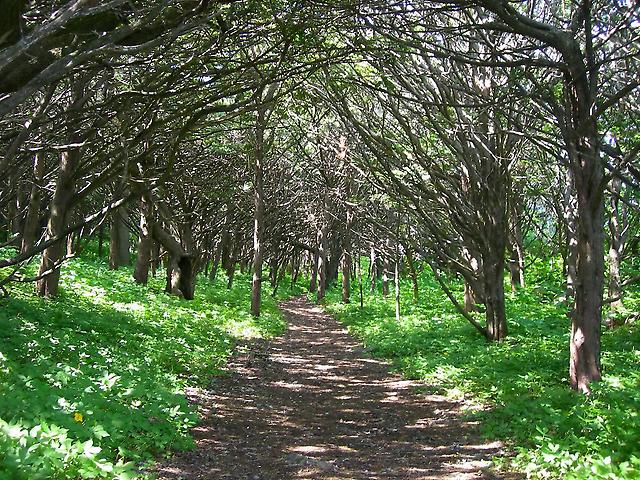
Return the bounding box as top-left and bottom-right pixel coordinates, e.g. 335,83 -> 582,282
251,102 -> 267,317
152,223 -> 196,299
151,241 -> 160,277
36,141 -> 81,297
97,221 -> 105,257
272,258 -> 287,297
484,252 -> 507,340
342,248 -> 351,303
66,233 -> 74,257
21,152 -> 45,254
382,242 -> 390,297
508,199 -> 525,291
394,257 -> 401,321
566,67 -> 604,393
133,194 -> 154,284
317,221 -> 329,301
209,238 -> 222,282
219,212 -> 234,288
269,255 -> 279,289
569,153 -> 604,392
309,248 -> 319,293
327,233 -> 341,284
10,180 -> 25,246
405,247 -> 419,302
369,245 -> 377,293
35,72 -> 89,297
109,206 -> 130,269
357,247 -> 364,308
607,176 -> 625,310
564,168 -> 579,302
463,280 -> 476,313
342,196 -> 354,303
291,252 -> 301,288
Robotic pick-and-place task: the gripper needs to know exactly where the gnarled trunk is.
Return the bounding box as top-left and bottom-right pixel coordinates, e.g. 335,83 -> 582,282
317,221 -> 329,301
21,152 -> 45,254
564,168 -> 579,302
152,223 -> 196,300
342,203 -> 353,304
36,143 -> 80,297
484,252 -> 507,340
309,249 -> 319,293
369,245 -> 377,293
133,194 -> 154,284
109,206 -> 130,269
607,176 -> 625,311
569,139 -> 604,393
508,199 -> 525,291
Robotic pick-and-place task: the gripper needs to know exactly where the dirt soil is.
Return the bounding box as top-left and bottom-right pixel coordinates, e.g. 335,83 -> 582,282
152,296 -> 522,480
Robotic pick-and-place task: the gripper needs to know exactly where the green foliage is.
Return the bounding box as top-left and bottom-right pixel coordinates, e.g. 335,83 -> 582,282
0,248 -> 289,479
324,263 -> 640,480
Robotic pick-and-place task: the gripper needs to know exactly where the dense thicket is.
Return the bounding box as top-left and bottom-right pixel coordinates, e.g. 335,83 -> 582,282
1,0 -> 638,396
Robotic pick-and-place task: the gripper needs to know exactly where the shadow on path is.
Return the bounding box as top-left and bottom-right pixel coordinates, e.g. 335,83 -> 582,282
152,296 -> 521,479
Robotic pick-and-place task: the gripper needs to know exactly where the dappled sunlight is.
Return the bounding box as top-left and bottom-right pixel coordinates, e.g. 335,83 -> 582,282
0,255 -> 289,478
153,296 -> 516,480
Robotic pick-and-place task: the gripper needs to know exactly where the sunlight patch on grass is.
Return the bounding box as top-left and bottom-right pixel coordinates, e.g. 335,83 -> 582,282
0,247 -> 296,479
325,263 -> 640,480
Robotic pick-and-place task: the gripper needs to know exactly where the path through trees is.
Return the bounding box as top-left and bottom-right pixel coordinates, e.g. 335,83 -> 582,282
152,297 -> 520,480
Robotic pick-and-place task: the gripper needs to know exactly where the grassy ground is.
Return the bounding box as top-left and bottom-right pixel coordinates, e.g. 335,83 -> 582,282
0,246 -> 300,479
324,261 -> 640,479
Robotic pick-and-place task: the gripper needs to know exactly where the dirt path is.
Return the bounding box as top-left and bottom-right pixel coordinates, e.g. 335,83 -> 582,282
153,296 -> 518,479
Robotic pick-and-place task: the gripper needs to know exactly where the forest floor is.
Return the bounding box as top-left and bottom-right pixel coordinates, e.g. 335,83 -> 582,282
152,296 -> 521,480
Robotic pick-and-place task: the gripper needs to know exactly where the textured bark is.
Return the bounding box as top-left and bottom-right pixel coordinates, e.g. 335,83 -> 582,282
484,251 -> 507,341
97,222 -> 105,257
478,165 -> 508,341
342,195 -> 353,303
357,248 -> 364,308
566,71 -> 604,393
272,257 -> 288,297
166,254 -> 197,300
327,233 -> 341,284
35,142 -> 81,297
21,152 -> 45,253
342,248 -> 351,303
564,169 -> 579,302
317,221 -> 329,301
405,247 -> 419,302
209,238 -> 222,282
269,254 -> 279,289
309,249 -> 319,293
463,281 -> 476,314
394,257 -> 401,322
369,245 -> 376,293
291,253 -> 301,288
152,223 -> 196,300
471,0 -> 607,391
382,240 -> 391,298
607,176 -> 625,310
508,200 -> 525,291
109,206 -> 130,269
462,246 -> 483,312
10,180 -> 25,245
219,210 -> 234,288
251,101 -> 267,317
133,194 -> 154,284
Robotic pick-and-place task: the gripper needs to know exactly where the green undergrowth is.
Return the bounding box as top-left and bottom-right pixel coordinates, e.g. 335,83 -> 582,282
324,262 -> 640,479
0,246 -> 297,479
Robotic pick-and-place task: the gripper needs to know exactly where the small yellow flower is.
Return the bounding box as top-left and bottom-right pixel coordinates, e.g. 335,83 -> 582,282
73,412 -> 84,423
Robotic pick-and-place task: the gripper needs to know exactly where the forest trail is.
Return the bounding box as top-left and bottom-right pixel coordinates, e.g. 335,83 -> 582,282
153,296 -> 519,480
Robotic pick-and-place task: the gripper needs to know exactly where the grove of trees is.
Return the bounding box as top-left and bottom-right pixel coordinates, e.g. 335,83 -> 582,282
1,0 -> 639,398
